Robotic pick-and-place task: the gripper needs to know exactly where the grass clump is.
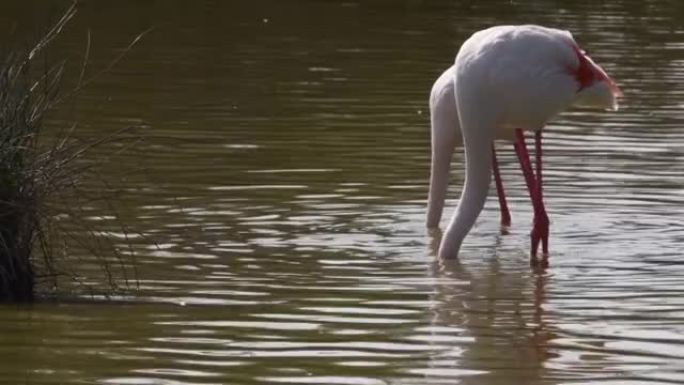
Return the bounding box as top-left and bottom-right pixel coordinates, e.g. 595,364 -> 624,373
0,3 -> 143,301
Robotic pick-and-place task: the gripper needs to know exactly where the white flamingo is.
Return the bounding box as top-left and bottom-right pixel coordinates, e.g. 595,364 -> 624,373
426,25 -> 621,266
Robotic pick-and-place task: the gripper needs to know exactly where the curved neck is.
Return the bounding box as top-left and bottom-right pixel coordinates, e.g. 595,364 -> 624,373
438,123 -> 493,259
426,109 -> 458,228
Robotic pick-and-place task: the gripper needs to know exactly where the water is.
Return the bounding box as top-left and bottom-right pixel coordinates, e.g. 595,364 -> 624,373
1,0 -> 684,384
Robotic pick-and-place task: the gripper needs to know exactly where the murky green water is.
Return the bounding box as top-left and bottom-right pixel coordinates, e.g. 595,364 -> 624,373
1,0 -> 684,384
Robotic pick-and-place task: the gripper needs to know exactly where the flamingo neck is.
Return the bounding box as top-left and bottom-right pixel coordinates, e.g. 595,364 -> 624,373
438,124 -> 493,259
426,111 -> 458,228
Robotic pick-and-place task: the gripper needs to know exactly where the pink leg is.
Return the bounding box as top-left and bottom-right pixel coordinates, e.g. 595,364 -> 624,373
513,129 -> 549,266
513,130 -> 537,260
534,131 -> 549,258
491,144 -> 511,228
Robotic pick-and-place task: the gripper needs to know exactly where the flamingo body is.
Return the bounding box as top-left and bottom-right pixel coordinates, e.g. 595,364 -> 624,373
427,25 -> 621,261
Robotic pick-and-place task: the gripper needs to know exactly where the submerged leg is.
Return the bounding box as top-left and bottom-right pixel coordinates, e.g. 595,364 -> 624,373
491,144 -> 511,228
513,129 -> 549,266
534,130 -> 549,259
513,129 -> 539,259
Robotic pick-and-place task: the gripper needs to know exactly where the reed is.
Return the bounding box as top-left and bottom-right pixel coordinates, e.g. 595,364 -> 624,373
0,3 -> 144,301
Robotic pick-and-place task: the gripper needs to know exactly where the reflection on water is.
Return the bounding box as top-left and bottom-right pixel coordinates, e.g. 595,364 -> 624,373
0,0 -> 683,384
425,251 -> 554,385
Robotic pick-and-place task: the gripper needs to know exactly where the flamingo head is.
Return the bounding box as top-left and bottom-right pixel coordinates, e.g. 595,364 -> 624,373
570,45 -> 622,111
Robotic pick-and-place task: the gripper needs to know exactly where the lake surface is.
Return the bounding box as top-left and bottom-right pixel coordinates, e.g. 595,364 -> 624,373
1,0 -> 684,384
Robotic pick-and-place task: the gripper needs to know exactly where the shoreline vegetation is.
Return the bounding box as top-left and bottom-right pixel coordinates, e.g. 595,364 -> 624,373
1,2 -> 147,302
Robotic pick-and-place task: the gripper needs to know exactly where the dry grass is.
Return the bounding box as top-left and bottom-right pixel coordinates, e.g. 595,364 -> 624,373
0,2 -> 147,301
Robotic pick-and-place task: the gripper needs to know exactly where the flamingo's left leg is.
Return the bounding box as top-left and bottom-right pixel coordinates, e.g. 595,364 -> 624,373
513,129 -> 549,266
491,144 -> 511,228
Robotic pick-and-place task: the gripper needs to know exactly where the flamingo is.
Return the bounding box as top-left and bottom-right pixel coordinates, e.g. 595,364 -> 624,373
426,25 -> 621,266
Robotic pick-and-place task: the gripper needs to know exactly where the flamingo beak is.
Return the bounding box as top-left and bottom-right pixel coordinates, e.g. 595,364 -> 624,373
585,53 -> 623,98
572,45 -> 623,111
601,69 -> 622,98
607,77 -> 623,98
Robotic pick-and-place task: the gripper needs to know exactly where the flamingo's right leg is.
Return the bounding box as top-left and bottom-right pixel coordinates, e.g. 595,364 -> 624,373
534,130 -> 549,260
513,129 -> 549,267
